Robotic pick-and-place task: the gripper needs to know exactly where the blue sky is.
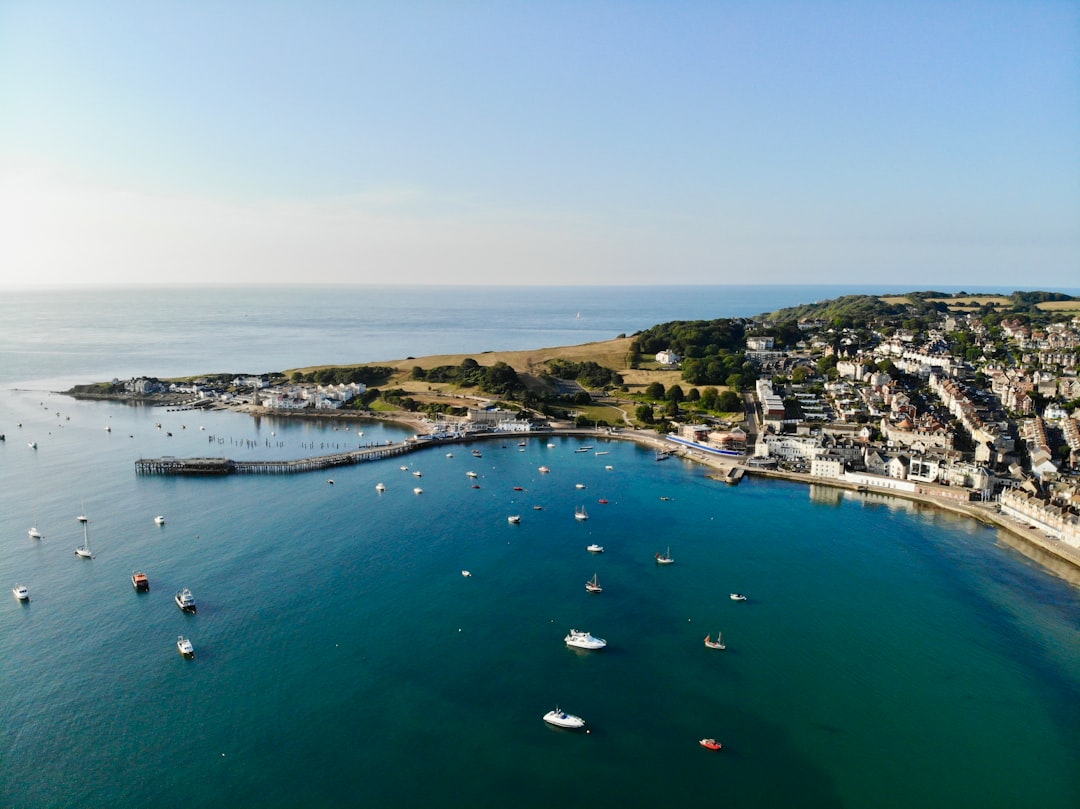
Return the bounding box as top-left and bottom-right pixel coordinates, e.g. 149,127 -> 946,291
1,1 -> 1077,287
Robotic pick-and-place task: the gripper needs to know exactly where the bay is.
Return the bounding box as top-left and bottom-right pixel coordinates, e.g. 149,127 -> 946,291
1,285 -> 1078,808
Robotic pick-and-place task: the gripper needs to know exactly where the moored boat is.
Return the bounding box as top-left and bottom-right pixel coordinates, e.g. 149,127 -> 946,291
132,571 -> 150,592
13,583 -> 29,601
585,574 -> 602,593
508,515 -> 521,525
655,547 -> 674,565
413,487 -> 423,495
75,513 -> 93,559
699,738 -> 722,750
574,506 -> 588,521
564,629 -> 606,649
543,707 -> 585,729
730,593 -> 747,601
177,635 -> 194,658
587,543 -> 604,553
375,483 -> 386,492
154,515 -> 166,526
28,523 -> 42,540
175,587 -> 196,613
538,466 -> 550,474
704,632 -> 726,650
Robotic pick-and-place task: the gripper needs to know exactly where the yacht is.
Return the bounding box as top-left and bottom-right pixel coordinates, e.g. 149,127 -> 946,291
177,635 -> 194,658
655,547 -> 674,565
543,707 -> 585,729
575,483 -> 587,489
538,466 -> 550,474
175,588 -> 197,614
466,471 -> 479,478
375,483 -> 386,493
413,487 -> 423,495
730,593 -> 748,601
587,543 -> 604,553
574,506 -> 588,522
13,583 -> 29,601
564,629 -> 606,650
585,574 -> 602,593
699,738 -> 723,750
704,632 -> 726,650
154,515 -> 166,526
131,571 -> 150,592
28,523 -> 42,540
507,515 -> 521,525
75,514 -> 93,559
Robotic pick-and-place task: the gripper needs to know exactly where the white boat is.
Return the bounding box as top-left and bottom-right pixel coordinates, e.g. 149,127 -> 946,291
175,587 -> 197,613
445,452 -> 453,458
508,515 -> 521,525
538,466 -> 550,474
595,451 -> 609,456
75,513 -> 93,559
585,574 -> 602,593
543,707 -> 585,729
13,583 -> 29,601
375,483 -> 386,492
547,443 -> 556,448
704,632 -> 726,650
564,629 -> 606,649
28,522 -> 42,540
400,465 -> 409,471
461,570 -> 472,577
466,471 -> 479,478
587,543 -> 604,553
575,483 -> 587,489
28,441 -> 37,449
413,487 -> 423,495
574,506 -> 588,521
177,635 -> 194,657
655,547 -> 674,565
154,515 -> 166,526
413,470 -> 422,477
605,465 -> 613,470
730,593 -> 747,601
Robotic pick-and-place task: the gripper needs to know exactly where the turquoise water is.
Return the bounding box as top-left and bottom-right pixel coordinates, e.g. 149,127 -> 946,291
2,286 -> 1080,807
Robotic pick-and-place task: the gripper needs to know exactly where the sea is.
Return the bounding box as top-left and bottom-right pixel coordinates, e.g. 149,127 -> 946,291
1,284 -> 1078,809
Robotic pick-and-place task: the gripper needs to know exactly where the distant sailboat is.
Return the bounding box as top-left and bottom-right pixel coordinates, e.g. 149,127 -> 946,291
574,506 -> 588,522
655,547 -> 674,565
75,512 -> 93,559
586,574 -> 602,593
704,632 -> 725,650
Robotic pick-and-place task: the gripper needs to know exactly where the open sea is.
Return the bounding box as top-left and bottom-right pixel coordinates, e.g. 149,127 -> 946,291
2,285 -> 1079,809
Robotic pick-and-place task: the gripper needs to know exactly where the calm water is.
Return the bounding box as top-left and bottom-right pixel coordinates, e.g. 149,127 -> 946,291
2,285 -> 1079,808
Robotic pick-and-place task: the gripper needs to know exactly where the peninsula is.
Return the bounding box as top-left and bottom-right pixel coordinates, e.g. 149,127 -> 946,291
69,290 -> 1080,574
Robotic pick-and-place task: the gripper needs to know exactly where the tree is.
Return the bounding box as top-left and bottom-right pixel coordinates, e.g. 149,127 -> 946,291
666,384 -> 685,403
645,382 -> 665,400
635,404 -> 655,424
717,390 -> 742,412
700,387 -> 718,410
791,366 -> 811,384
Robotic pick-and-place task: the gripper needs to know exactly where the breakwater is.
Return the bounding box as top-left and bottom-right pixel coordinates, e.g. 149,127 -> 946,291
135,441 -> 414,475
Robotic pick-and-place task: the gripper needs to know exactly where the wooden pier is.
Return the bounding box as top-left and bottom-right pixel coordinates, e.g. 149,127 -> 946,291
136,442 -> 415,476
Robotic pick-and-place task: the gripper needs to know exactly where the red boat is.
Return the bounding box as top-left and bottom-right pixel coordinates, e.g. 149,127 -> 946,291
699,738 -> 722,750
513,486 -> 524,491
598,498 -> 609,504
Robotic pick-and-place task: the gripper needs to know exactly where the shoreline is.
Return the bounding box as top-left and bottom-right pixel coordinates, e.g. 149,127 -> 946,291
223,402 -> 1080,579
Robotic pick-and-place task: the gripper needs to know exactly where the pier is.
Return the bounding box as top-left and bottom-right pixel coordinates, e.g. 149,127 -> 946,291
136,442 -> 414,476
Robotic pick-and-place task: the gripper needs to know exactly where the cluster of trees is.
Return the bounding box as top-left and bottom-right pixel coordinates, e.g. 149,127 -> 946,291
637,382 -> 742,419
544,359 -> 623,389
631,318 -> 754,387
290,366 -> 394,386
410,358 -> 523,396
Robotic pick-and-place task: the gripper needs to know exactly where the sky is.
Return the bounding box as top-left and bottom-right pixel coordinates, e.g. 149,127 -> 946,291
1,1 -> 1077,288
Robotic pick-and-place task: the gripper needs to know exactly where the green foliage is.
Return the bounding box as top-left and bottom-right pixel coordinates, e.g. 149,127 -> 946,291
410,359 -> 523,396
546,359 -> 623,388
295,366 -> 394,386
644,382 -> 666,400
717,390 -> 742,412
635,404 -> 655,424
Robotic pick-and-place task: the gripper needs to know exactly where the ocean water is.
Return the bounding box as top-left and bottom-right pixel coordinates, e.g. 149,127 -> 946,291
1,285 -> 1079,809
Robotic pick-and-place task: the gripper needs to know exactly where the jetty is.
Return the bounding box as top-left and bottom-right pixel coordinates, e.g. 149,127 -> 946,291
136,442 -> 413,476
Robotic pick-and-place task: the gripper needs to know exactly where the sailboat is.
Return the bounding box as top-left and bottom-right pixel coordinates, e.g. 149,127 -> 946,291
75,512 -> 93,558
655,547 -> 674,565
704,632 -> 726,650
574,506 -> 588,521
28,516 -> 42,540
585,574 -> 602,593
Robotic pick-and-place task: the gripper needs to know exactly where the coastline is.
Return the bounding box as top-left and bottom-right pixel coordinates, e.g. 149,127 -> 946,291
214,400 -> 1080,579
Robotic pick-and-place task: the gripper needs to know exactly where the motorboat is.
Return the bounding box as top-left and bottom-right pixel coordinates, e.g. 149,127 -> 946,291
513,486 -> 524,491
704,632 -> 726,650
375,483 -> 386,492
13,583 -> 29,601
543,707 -> 585,729
587,543 -> 604,553
575,483 -> 587,489
597,499 -> 608,504
585,574 -> 602,593
574,506 -> 588,522
177,635 -> 194,658
730,593 -> 748,601
461,570 -> 472,577
699,738 -> 722,750
175,588 -> 197,614
154,515 -> 166,526
28,523 -> 42,540
413,487 -> 423,495
538,466 -> 550,474
413,470 -> 422,477
28,441 -> 37,449
508,515 -> 521,525
547,443 -> 556,448
655,547 -> 674,565
445,453 -> 453,458
605,465 -> 613,471
132,571 -> 150,592
466,471 -> 479,478
564,629 -> 606,650
400,465 -> 409,471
